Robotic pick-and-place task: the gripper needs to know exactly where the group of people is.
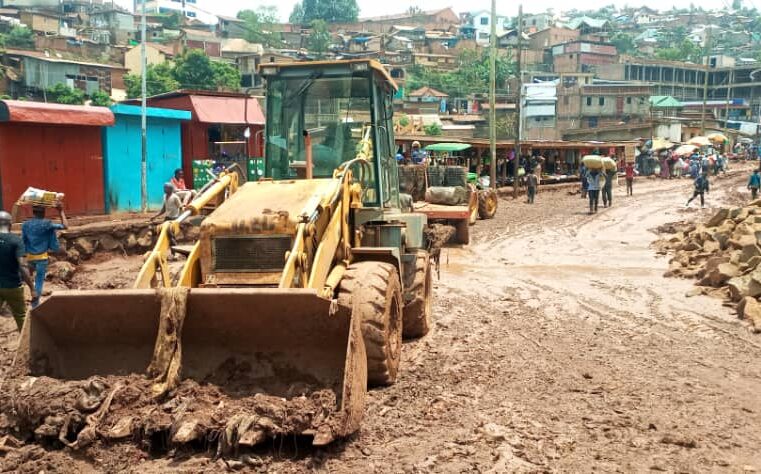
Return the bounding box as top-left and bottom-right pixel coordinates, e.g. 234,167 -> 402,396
0,168 -> 197,333
580,162 -> 635,214
0,203 -> 67,332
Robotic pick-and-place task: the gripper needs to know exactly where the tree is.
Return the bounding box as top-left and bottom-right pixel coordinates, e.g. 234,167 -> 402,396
406,49 -> 516,98
308,20 -> 331,57
210,60 -> 242,91
733,0 -> 742,10
124,62 -> 179,98
655,39 -> 703,63
4,25 -> 34,49
236,6 -> 283,47
47,83 -> 85,105
610,32 -> 635,55
289,0 -> 359,24
157,11 -> 182,30
90,90 -> 112,107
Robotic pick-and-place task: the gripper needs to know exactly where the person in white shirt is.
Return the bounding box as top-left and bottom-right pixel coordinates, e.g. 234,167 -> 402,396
152,183 -> 183,222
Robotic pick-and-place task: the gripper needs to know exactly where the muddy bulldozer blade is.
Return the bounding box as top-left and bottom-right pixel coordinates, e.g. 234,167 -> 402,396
13,288 -> 367,446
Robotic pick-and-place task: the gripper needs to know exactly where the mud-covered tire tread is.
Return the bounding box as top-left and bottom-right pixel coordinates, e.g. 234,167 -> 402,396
403,252 -> 433,338
478,188 -> 498,219
338,262 -> 403,387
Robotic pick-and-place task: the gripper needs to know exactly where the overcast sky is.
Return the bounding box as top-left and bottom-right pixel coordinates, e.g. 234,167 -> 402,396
119,0 -> 733,22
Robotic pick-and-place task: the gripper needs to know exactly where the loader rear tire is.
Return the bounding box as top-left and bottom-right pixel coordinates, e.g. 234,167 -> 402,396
478,188 -> 498,219
454,219 -> 470,245
403,252 -> 433,339
338,262 -> 403,387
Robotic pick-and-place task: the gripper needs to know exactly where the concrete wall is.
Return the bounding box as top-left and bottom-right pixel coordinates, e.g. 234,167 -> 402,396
124,44 -> 166,75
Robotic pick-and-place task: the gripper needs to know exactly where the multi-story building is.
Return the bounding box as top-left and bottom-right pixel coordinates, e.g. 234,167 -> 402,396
143,0 -> 219,25
551,40 -> 618,73
596,57 -> 761,122
89,9 -> 135,45
528,27 -> 579,50
459,10 -> 510,46
521,13 -> 555,33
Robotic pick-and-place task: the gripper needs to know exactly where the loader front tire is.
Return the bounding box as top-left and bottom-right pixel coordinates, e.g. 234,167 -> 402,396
338,262 -> 403,387
478,188 -> 498,219
403,251 -> 433,339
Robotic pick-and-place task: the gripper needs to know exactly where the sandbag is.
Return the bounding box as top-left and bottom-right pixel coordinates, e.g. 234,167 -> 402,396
601,157 -> 617,171
582,155 -> 603,170
425,186 -> 468,206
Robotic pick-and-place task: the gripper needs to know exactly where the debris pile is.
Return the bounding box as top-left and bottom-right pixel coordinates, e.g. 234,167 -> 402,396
655,201 -> 761,332
0,373 -> 341,457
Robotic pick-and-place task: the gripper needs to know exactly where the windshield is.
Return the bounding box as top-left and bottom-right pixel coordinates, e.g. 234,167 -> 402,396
265,72 -> 378,204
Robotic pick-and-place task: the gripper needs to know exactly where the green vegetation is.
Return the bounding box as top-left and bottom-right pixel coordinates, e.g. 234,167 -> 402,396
655,39 -> 703,63
236,6 -> 283,47
46,84 -> 85,105
406,49 -> 515,98
89,90 -> 112,107
308,20 -> 331,58
123,50 -> 240,99
3,25 -> 35,49
424,123 -> 442,136
289,0 -> 359,24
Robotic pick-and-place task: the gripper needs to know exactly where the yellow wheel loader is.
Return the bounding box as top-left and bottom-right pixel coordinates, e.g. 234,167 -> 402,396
12,60 -> 433,448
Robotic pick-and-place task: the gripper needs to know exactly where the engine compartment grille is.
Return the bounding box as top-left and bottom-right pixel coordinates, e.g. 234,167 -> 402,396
212,235 -> 292,273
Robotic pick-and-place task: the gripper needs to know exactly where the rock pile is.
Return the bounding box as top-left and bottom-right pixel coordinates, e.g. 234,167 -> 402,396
656,201 -> 761,332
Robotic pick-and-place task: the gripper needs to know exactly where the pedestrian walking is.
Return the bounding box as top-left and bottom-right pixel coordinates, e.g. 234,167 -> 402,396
21,204 -> 67,308
686,171 -> 710,208
0,211 -> 36,331
748,169 -> 761,200
586,169 -> 602,214
602,167 -> 616,207
525,172 -> 538,204
580,163 -> 588,199
625,162 -> 635,196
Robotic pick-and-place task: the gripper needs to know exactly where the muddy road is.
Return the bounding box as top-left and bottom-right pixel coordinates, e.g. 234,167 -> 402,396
2,169 -> 761,472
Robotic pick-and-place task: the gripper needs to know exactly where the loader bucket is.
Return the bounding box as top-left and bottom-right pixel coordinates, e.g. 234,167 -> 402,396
14,288 -> 367,442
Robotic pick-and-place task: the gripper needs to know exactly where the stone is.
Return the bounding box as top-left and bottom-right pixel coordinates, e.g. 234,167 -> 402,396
702,239 -> 720,253
747,256 -> 761,271
99,234 -> 121,252
706,208 -> 729,227
729,235 -> 757,250
730,207 -> 750,222
727,274 -> 761,301
704,256 -> 730,273
136,230 -> 153,248
739,297 -> 761,333
125,233 -> 138,249
712,231 -> 730,250
701,263 -> 740,287
73,237 -> 94,256
48,261 -> 76,282
740,244 -> 761,264
730,250 -> 742,265
66,248 -> 80,264
679,240 -> 700,252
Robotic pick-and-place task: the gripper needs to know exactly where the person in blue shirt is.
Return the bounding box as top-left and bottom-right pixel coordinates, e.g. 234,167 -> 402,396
411,141 -> 426,165
748,169 -> 761,200
585,169 -> 602,214
21,204 -> 67,308
686,171 -> 710,208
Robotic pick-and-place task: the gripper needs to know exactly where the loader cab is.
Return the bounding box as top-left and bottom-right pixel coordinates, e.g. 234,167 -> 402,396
261,60 -> 400,209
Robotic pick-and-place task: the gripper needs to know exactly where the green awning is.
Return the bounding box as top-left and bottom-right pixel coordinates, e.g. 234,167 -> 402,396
650,96 -> 682,108
423,143 -> 472,152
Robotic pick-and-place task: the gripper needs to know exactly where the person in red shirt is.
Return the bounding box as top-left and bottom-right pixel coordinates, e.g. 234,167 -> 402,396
170,169 -> 196,205
625,162 -> 635,196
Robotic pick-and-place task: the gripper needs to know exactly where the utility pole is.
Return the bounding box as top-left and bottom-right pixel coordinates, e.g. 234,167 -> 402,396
513,5 -> 523,200
700,26 -> 711,135
140,0 -> 148,212
488,0 -> 497,190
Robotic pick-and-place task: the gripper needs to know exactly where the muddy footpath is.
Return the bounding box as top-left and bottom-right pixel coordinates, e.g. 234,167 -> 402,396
2,166 -> 761,472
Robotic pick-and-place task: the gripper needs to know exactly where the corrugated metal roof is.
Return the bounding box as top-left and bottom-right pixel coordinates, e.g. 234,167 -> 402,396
110,104 -> 191,121
0,100 -> 115,126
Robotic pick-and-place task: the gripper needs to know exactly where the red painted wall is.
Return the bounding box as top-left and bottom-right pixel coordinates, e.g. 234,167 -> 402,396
0,123 -> 104,214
